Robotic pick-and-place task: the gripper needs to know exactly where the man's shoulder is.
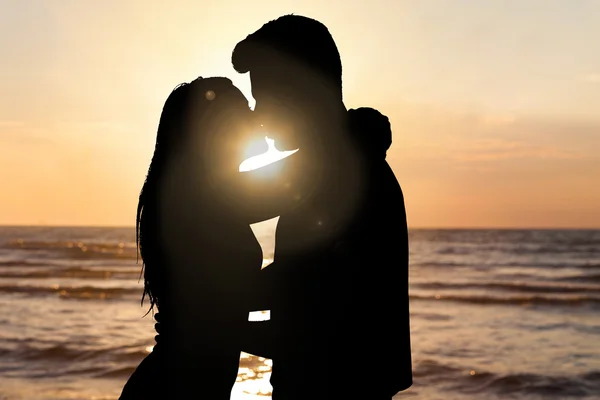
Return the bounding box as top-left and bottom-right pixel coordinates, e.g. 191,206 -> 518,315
381,160 -> 402,185
365,161 -> 404,204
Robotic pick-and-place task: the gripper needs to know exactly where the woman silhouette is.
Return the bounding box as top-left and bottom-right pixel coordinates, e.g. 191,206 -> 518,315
119,77 -> 297,399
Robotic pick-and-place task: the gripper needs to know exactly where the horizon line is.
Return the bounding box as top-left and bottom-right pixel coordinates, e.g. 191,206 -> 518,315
0,224 -> 599,230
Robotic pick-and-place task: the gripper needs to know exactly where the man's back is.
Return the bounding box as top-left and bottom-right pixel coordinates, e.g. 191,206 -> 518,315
266,141 -> 363,398
337,160 -> 412,397
268,154 -> 411,399
325,110 -> 412,396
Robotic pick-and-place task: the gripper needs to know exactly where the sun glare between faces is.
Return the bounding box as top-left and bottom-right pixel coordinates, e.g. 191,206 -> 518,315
238,137 -> 298,172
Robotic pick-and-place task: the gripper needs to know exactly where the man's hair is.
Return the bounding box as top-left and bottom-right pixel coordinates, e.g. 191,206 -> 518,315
232,15 -> 343,92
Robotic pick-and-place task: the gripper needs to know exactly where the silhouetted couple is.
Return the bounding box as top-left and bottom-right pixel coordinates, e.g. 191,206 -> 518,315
120,15 -> 411,400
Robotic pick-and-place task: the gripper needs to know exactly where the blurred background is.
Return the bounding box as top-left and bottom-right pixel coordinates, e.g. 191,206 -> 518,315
1,1 -> 599,399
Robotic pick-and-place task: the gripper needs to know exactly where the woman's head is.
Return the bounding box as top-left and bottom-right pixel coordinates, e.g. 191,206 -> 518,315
136,76 -> 262,313
151,77 -> 257,166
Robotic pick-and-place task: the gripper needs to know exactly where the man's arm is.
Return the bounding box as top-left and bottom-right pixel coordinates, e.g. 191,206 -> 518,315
240,320 -> 277,359
240,262 -> 288,359
245,261 -> 286,312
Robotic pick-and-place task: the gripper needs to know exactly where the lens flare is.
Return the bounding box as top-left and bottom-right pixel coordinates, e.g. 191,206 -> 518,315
239,137 -> 298,172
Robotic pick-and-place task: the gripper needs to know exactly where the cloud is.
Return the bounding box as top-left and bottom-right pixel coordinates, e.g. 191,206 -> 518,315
0,126 -> 55,146
0,120 -> 25,128
452,138 -> 583,162
480,114 -> 517,126
584,73 -> 600,83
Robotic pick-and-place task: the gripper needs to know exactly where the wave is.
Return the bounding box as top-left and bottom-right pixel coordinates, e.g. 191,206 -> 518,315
4,239 -> 138,260
94,366 -> 138,378
0,338 -> 150,361
413,260 -> 600,269
414,359 -> 600,398
0,260 -> 60,267
0,343 -> 269,380
0,342 -> 150,380
0,284 -> 140,299
431,243 -> 600,256
497,261 -> 600,269
3,339 -> 599,399
414,281 -> 600,294
0,265 -> 140,280
409,293 -> 600,307
3,281 -> 599,306
460,370 -> 600,398
411,261 -> 466,268
558,273 -> 600,284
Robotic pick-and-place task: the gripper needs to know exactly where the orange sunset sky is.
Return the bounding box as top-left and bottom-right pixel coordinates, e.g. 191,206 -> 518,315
1,0 -> 599,228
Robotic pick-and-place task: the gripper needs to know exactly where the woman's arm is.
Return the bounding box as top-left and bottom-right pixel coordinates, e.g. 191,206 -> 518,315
245,261 -> 286,312
241,320 -> 277,359
241,263 -> 284,358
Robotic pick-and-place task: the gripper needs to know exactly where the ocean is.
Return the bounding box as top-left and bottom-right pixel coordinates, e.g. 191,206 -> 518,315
0,224 -> 599,400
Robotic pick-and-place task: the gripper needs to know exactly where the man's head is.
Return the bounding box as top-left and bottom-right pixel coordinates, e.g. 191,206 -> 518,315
232,15 -> 345,151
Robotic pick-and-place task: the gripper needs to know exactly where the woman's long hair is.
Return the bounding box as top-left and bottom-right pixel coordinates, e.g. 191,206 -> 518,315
136,82 -> 193,314
136,76 -> 250,314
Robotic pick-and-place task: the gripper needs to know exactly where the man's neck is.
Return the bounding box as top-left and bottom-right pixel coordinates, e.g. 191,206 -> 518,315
313,101 -> 349,158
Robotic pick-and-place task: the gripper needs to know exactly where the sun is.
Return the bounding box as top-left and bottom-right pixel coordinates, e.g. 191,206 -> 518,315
239,137 -> 298,172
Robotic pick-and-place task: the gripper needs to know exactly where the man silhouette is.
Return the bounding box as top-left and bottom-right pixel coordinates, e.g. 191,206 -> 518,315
233,15 -> 412,399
